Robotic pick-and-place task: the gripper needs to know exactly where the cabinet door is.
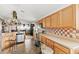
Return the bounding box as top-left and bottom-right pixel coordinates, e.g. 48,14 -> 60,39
42,18 -> 46,28
51,14 -> 54,28
61,5 -> 76,28
51,12 -> 59,28
41,36 -> 47,44
46,38 -> 53,49
45,17 -> 48,28
45,16 -> 51,28
54,43 -> 70,54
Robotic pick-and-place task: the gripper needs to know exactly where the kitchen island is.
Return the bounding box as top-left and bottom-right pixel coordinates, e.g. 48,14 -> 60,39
0,31 -> 41,54
1,32 -> 16,52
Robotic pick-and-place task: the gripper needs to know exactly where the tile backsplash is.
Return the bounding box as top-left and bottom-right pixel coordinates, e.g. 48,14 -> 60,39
45,28 -> 79,42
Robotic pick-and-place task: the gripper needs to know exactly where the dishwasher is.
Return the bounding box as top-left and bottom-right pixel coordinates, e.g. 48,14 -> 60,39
41,43 -> 54,54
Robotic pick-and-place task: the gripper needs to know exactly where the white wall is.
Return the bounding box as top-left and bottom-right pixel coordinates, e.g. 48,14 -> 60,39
0,20 -> 2,41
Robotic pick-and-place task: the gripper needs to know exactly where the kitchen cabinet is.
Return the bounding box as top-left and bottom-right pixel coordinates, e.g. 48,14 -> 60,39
46,37 -> 54,49
2,32 -> 16,51
45,16 -> 51,28
54,46 -> 66,54
51,12 -> 60,28
54,43 -> 70,54
38,20 -> 43,24
40,35 -> 70,54
40,35 -> 54,49
51,5 -> 76,28
38,5 -> 76,28
41,35 -> 47,44
61,5 -> 76,28
12,32 -> 16,40
42,18 -> 46,28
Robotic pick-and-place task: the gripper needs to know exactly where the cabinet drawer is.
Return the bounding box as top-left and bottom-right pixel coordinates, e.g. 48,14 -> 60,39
54,43 -> 70,54
54,47 -> 66,54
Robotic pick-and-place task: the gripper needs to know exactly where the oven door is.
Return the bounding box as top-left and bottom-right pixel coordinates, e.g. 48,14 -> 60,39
16,33 -> 25,43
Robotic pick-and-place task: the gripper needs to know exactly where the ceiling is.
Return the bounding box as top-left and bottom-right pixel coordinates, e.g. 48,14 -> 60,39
0,4 -> 70,24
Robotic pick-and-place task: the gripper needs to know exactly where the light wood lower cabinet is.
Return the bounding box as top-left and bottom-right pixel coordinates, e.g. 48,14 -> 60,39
54,46 -> 66,54
41,35 -> 47,44
40,35 -> 70,54
46,38 -> 54,49
54,43 -> 70,54
40,35 -> 54,49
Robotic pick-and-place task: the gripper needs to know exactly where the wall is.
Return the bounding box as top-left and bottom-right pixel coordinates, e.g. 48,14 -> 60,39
45,28 -> 77,42
76,5 -> 79,40
0,20 -> 2,37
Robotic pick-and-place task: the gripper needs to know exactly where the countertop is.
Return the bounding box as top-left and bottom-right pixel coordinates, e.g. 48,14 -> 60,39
40,33 -> 79,50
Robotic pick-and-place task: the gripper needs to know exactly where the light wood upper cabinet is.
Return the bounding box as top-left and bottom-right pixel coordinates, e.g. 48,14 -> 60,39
38,5 -> 76,28
61,5 -> 76,28
37,19 -> 43,26
51,14 -> 54,28
51,12 -> 60,28
51,5 -> 76,28
45,16 -> 51,28
42,18 -> 46,28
